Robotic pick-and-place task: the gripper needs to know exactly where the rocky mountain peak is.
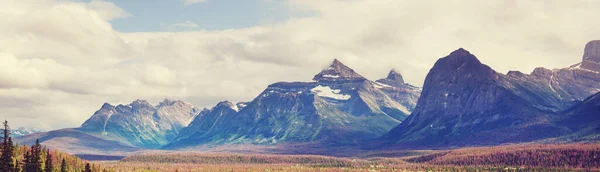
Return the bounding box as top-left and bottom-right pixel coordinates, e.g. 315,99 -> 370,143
157,99 -> 190,108
376,69 -> 406,87
446,48 -> 481,66
215,101 -> 238,111
312,59 -> 365,82
158,99 -> 176,106
130,99 -> 153,109
581,40 -> 600,71
101,102 -> 115,110
583,40 -> 600,62
430,48 -> 492,77
386,69 -> 404,84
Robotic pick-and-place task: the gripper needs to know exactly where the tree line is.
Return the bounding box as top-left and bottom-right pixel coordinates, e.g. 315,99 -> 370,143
0,120 -> 96,172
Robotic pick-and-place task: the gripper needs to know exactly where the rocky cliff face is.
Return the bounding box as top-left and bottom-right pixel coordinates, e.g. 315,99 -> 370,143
79,99 -> 198,148
166,59 -> 421,148
505,40 -> 600,111
376,70 -> 421,112
583,40 -> 600,69
383,43 -> 600,147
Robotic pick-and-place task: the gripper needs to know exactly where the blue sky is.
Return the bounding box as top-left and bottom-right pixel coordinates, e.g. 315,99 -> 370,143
105,0 -> 297,32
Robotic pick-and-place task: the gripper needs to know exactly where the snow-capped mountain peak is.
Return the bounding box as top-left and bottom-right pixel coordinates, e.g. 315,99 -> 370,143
312,59 -> 365,82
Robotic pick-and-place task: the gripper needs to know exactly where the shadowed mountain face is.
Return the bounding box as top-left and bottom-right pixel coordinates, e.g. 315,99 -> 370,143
555,92 -> 600,142
383,42 -> 600,147
166,60 -> 421,149
78,99 -> 199,148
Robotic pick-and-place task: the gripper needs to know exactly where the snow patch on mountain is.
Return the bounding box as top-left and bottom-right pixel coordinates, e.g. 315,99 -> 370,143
374,82 -> 392,89
311,85 -> 351,100
322,74 -> 340,78
12,128 -> 45,137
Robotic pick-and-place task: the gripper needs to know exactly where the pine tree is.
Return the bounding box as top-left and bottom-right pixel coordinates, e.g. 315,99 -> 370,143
44,149 -> 52,172
24,151 -> 31,172
60,159 -> 66,172
1,120 -> 15,172
34,140 -> 42,172
14,160 -> 20,172
84,163 -> 91,172
25,139 -> 43,172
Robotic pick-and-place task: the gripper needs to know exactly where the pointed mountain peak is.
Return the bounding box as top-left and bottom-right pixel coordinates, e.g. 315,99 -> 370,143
313,59 -> 365,82
157,99 -> 190,107
158,99 -> 175,106
331,58 -> 343,66
101,102 -> 114,109
199,108 -> 210,113
426,48 -> 496,81
386,69 -> 404,84
215,101 -> 239,112
129,99 -> 153,109
434,48 -> 484,70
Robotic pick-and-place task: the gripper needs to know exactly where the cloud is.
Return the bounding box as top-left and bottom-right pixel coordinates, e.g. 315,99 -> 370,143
164,21 -> 201,31
2,0 -> 600,130
183,0 -> 208,6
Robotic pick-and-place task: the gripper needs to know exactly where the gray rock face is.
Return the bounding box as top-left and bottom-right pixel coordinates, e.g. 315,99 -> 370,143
583,40 -> 600,64
384,46 -> 600,147
381,70 -> 405,85
376,70 -> 421,112
167,59 -> 421,148
79,99 -> 199,148
504,41 -> 600,111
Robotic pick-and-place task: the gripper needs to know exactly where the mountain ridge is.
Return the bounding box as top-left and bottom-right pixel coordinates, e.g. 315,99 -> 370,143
165,59 -> 421,149
383,42 -> 600,147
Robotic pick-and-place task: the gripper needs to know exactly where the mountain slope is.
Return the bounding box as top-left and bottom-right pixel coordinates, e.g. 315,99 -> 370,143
382,48 -> 575,147
166,59 -> 421,148
15,128 -> 140,155
555,92 -> 600,141
376,70 -> 421,112
384,41 -> 600,147
77,99 -> 199,148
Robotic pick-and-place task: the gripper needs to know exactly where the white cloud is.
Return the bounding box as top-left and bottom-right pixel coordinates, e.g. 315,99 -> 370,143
165,21 -> 201,31
183,0 -> 208,6
1,0 -> 600,130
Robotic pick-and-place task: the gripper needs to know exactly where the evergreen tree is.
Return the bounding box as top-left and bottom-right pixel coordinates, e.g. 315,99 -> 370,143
1,120 -> 15,172
60,159 -> 66,172
84,163 -> 91,172
25,139 -> 42,172
44,149 -> 52,172
23,151 -> 31,172
14,160 -> 20,172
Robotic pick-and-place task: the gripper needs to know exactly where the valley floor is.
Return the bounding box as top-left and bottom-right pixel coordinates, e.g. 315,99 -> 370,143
92,143 -> 599,172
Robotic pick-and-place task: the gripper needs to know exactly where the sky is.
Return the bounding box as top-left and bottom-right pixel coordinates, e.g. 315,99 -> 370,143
1,0 -> 600,130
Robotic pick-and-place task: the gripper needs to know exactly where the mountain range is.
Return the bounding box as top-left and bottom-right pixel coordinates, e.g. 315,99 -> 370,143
16,59 -> 422,153
165,59 -> 420,149
11,127 -> 45,138
382,41 -> 600,147
15,40 -> 600,154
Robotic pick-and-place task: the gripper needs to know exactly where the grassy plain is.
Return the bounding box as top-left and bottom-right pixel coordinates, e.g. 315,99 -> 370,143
96,143 -> 600,172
